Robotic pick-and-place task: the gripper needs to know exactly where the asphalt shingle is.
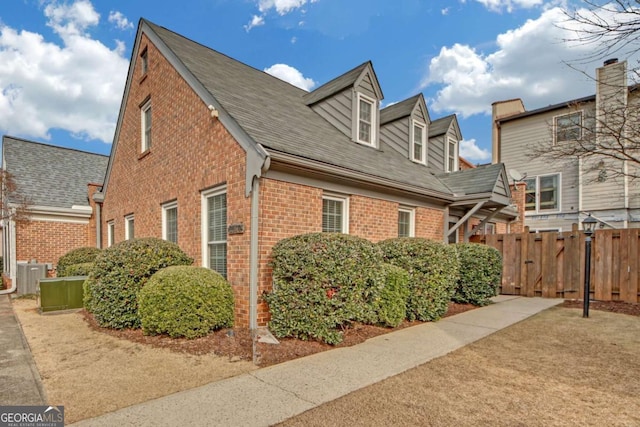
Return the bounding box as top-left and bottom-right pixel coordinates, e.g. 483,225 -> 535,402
3,136 -> 108,209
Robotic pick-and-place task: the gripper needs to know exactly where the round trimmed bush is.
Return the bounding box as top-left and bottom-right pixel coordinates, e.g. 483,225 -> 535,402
57,247 -> 101,277
454,243 -> 502,306
83,238 -> 193,329
371,263 -> 410,328
62,262 -> 94,277
378,238 -> 459,322
138,266 -> 234,338
265,233 -> 385,344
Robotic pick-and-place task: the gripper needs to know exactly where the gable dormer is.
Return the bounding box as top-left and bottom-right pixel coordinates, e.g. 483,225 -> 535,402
304,61 -> 383,148
429,114 -> 461,173
380,94 -> 430,165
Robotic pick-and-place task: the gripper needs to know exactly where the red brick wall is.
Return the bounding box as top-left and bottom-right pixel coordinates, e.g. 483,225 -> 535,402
349,196 -> 397,242
416,207 -> 444,239
509,182 -> 526,233
16,220 -> 89,271
101,34 -> 252,326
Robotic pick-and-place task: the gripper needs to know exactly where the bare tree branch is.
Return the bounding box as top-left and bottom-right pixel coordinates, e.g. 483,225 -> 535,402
0,170 -> 31,224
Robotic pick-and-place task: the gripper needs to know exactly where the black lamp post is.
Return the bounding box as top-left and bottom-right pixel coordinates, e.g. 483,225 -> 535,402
582,214 -> 597,318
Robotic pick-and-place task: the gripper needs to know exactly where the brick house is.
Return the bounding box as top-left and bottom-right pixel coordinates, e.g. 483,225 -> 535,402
97,19 -> 521,329
1,136 -> 108,288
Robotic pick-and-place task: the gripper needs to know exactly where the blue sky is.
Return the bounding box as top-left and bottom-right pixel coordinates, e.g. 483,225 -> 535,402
1,0 -> 636,161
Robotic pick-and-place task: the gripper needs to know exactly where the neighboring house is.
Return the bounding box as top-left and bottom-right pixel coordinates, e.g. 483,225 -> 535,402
459,156 -> 475,171
97,19 -> 521,329
1,136 -> 108,286
493,59 -> 640,232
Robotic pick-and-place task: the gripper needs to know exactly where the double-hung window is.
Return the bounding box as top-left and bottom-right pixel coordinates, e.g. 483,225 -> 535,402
141,99 -> 152,152
524,174 -> 560,213
125,215 -> 134,240
446,137 -> 458,172
412,121 -> 426,164
398,208 -> 415,238
322,195 -> 349,233
356,93 -> 376,146
107,221 -> 115,247
162,202 -> 178,244
554,111 -> 582,144
202,188 -> 227,278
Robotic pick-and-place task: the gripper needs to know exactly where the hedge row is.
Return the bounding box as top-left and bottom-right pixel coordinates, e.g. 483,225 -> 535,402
265,234 -> 502,344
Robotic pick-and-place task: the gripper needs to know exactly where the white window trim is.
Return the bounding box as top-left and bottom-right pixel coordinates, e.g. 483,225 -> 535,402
107,221 -> 115,247
201,186 -> 227,270
553,111 -> 583,144
140,48 -> 148,75
355,92 -> 377,148
141,99 -> 151,152
124,215 -> 134,240
398,207 -> 415,237
445,137 -> 458,172
410,121 -> 427,164
524,173 -> 562,215
162,201 -> 178,243
322,194 -> 350,234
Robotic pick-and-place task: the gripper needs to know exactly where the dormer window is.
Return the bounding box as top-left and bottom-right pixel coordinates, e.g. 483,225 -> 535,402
411,121 -> 426,164
446,137 -> 458,172
356,93 -> 376,146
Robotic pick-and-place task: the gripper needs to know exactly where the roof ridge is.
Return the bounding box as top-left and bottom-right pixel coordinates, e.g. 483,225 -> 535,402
2,135 -> 108,158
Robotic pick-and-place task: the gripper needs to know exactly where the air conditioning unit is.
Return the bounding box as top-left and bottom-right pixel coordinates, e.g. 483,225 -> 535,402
16,263 -> 47,295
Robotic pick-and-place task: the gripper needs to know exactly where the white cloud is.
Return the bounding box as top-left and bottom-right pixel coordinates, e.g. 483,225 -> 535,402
474,0 -> 544,13
460,138 -> 491,162
441,7 -> 450,15
108,11 -> 133,30
0,0 -> 129,143
244,14 -> 265,32
423,6 -> 637,118
258,0 -> 310,15
264,64 -> 316,90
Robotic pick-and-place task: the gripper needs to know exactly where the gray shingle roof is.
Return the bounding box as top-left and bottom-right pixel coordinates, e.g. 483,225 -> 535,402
303,62 -> 370,106
380,95 -> 421,125
429,115 -> 455,138
436,163 -> 505,196
148,21 -> 452,195
2,136 -> 108,209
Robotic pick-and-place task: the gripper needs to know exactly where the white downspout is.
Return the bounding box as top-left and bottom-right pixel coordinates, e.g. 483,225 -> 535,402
0,220 -> 17,295
249,176 -> 259,332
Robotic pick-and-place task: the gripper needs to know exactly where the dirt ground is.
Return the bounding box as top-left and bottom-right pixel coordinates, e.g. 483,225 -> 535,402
11,298 -> 256,424
13,297 -> 640,425
279,305 -> 640,427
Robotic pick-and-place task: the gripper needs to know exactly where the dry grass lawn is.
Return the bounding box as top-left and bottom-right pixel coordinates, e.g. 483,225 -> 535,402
12,298 -> 256,424
280,307 -> 640,427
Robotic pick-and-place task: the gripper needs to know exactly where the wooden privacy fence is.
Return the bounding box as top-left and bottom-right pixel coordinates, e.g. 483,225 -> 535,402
470,227 -> 639,303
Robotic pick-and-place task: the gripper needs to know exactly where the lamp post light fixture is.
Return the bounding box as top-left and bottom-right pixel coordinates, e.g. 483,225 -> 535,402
582,214 -> 597,318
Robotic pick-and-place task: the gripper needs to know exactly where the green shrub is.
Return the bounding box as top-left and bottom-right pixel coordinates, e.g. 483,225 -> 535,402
62,262 -> 94,277
57,247 -> 101,277
378,238 -> 459,322
454,243 -> 502,306
138,266 -> 234,339
371,264 -> 410,328
264,233 -> 385,344
83,238 -> 193,329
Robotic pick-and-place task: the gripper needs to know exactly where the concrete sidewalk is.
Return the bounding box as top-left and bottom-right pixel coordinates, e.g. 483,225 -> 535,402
73,296 -> 561,427
0,295 -> 47,406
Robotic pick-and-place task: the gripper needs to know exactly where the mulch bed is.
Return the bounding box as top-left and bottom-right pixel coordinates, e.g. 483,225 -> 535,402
81,302 -> 476,367
82,299 -> 639,367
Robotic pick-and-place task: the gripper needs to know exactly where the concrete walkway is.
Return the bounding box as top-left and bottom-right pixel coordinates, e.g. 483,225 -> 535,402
73,296 -> 562,427
0,294 -> 47,406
